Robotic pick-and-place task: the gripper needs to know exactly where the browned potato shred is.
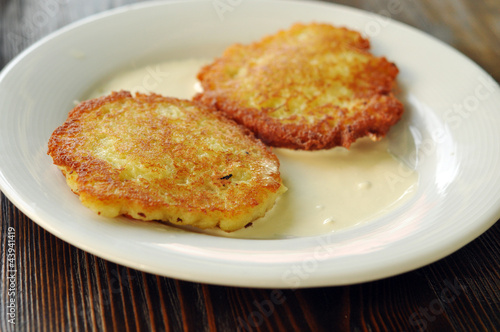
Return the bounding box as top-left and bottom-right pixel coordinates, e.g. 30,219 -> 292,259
48,91 -> 286,231
195,23 -> 403,150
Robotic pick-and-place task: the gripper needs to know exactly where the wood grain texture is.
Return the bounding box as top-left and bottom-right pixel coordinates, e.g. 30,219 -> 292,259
1,0 -> 499,331
1,192 -> 500,331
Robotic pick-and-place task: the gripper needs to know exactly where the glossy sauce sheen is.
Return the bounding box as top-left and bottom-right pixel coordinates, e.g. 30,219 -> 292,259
89,59 -> 418,239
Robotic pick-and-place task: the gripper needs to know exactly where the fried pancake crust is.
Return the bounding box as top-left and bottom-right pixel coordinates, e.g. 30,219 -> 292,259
195,23 -> 403,150
48,91 -> 286,232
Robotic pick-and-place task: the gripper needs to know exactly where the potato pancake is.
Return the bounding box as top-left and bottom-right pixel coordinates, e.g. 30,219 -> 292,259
195,23 -> 403,150
48,91 -> 286,232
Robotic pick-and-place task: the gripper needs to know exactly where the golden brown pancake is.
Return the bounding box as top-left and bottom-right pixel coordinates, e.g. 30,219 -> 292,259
195,23 -> 403,150
48,91 -> 286,232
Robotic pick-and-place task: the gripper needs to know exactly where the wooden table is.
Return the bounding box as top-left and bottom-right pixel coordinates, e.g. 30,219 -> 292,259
1,0 -> 499,331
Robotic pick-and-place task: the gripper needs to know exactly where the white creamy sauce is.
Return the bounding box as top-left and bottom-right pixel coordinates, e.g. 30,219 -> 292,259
88,59 -> 207,99
88,59 -> 418,239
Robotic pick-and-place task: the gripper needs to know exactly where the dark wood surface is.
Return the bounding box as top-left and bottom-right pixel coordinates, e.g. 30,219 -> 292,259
1,0 -> 499,331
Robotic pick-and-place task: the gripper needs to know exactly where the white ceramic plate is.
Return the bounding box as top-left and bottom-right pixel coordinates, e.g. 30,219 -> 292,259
1,0 -> 499,288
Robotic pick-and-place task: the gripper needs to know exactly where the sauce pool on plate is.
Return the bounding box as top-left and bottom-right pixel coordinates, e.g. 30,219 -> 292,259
87,58 -> 418,239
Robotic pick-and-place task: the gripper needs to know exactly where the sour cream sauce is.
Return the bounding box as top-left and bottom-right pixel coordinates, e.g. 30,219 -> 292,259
88,59 -> 418,239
